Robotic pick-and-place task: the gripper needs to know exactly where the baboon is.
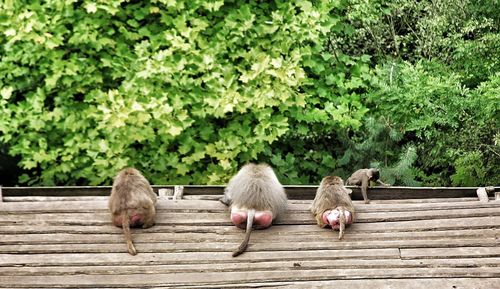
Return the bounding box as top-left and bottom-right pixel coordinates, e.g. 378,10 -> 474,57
109,168 -> 157,255
346,168 -> 390,204
222,163 -> 288,257
311,176 -> 355,239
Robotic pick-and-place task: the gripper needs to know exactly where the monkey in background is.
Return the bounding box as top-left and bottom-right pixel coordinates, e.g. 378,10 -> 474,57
109,168 -> 157,255
346,168 -> 390,204
311,175 -> 355,239
222,163 -> 288,257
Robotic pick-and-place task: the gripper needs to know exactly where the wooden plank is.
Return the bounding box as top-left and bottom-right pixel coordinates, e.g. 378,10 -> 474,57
2,196 -> 110,202
2,258 -> 499,276
3,215 -> 496,235
0,226 -> 495,242
2,210 -> 499,228
351,216 -> 500,232
401,246 -> 500,259
194,278 -> 500,289
1,267 -> 499,288
0,248 -> 400,266
2,199 -> 499,216
1,216 -> 498,235
1,237 -> 498,254
2,199 -> 500,214
0,226 -> 499,245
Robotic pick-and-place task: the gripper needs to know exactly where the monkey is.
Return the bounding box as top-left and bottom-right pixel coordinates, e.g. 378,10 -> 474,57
346,168 -> 390,204
222,163 -> 288,257
310,176 -> 355,239
108,168 -> 157,255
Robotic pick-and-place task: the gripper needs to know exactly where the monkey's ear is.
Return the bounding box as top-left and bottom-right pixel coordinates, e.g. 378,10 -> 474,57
345,188 -> 353,195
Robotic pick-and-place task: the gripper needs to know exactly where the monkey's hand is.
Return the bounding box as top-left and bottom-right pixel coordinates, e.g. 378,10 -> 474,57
219,196 -> 231,206
322,209 -> 353,230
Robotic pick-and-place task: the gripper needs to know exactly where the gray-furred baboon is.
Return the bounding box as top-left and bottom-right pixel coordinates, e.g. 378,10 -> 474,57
109,168 -> 157,255
346,168 -> 390,204
222,163 -> 288,257
311,175 -> 355,239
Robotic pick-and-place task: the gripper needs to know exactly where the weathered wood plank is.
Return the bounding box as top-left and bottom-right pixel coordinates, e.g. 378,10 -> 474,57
2,199 -> 499,214
2,258 -> 499,276
2,206 -> 499,226
401,246 -> 500,259
191,278 -> 500,289
2,211 -> 498,232
1,267 -> 499,288
1,238 -> 498,254
0,249 -> 400,266
0,226 -> 495,242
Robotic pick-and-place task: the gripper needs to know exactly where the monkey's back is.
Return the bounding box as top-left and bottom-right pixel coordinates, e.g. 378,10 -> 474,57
227,164 -> 287,216
347,168 -> 379,185
346,169 -> 366,185
311,176 -> 355,218
109,168 -> 157,215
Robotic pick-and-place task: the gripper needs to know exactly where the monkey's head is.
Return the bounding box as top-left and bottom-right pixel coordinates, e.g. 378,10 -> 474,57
370,169 -> 380,180
321,175 -> 344,186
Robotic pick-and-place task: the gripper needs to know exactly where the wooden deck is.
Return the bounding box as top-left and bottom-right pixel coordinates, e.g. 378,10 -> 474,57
0,186 -> 499,288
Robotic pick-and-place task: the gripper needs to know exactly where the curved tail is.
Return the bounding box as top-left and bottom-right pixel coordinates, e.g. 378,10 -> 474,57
338,207 -> 346,240
232,209 -> 255,257
122,210 -> 137,255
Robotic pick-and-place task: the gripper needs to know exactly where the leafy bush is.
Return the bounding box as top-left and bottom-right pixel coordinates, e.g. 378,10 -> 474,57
0,0 -> 370,185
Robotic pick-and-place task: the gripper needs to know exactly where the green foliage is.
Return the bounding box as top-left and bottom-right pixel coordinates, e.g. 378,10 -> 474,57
0,0 -> 369,185
1,0 -> 497,187
372,146 -> 421,186
338,0 -> 500,87
450,151 -> 487,186
368,62 -> 499,186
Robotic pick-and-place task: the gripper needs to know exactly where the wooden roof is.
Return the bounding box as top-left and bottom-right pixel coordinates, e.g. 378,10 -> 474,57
0,186 -> 499,288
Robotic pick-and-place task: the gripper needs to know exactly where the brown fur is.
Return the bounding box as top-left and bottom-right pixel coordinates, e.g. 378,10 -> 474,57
224,163 -> 288,257
310,176 -> 355,238
109,168 -> 157,255
346,168 -> 389,204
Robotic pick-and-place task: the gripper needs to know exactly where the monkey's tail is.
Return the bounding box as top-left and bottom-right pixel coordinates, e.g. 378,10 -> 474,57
232,209 -> 255,257
122,210 -> 137,255
338,207 -> 346,240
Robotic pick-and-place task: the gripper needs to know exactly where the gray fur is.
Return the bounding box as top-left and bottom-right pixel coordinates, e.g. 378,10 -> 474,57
225,163 -> 288,257
225,163 -> 287,217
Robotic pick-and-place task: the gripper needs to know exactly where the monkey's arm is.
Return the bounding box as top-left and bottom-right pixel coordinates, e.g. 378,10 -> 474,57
376,179 -> 390,187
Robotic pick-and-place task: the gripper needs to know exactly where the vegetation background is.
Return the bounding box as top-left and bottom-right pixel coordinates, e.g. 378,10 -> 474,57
0,0 -> 498,187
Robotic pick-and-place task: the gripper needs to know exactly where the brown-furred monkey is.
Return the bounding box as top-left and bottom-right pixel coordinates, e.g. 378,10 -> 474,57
109,168 -> 157,255
346,168 -> 390,204
311,175 -> 355,239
